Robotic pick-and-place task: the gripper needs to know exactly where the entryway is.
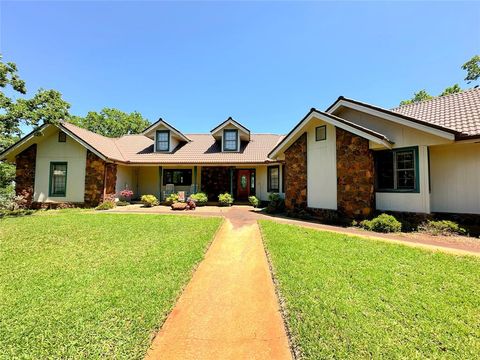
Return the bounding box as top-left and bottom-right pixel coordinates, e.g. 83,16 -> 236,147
236,169 -> 253,201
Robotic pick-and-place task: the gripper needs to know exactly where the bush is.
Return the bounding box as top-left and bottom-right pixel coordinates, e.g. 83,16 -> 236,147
359,214 -> 402,233
119,188 -> 133,200
419,220 -> 466,236
116,200 -> 130,206
95,201 -> 116,211
165,193 -> 179,205
190,192 -> 208,206
141,194 -> 159,207
218,193 -> 234,206
0,185 -> 15,210
266,193 -> 285,214
0,209 -> 35,218
248,195 -> 260,208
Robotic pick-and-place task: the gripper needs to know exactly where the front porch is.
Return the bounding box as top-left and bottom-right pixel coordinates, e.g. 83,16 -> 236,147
116,165 -> 272,203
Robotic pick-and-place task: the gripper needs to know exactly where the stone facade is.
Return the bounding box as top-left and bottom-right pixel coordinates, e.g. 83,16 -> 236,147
336,128 -> 375,218
201,166 -> 231,201
15,144 -> 37,207
84,150 -> 117,206
284,133 -> 307,211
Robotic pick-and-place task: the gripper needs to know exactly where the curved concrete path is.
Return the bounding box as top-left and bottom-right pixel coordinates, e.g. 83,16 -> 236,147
145,211 -> 292,359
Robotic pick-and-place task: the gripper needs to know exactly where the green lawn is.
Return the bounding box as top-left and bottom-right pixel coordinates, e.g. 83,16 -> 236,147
0,211 -> 221,359
260,220 -> 480,359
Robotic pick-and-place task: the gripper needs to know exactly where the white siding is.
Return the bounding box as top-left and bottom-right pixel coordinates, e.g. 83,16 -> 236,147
116,165 -> 136,198
34,131 -> 87,202
430,143 -> 480,214
137,166 -> 160,198
305,121 -> 337,209
376,145 -> 430,213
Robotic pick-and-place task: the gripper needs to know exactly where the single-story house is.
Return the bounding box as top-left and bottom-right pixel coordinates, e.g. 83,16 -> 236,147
1,88 -> 479,218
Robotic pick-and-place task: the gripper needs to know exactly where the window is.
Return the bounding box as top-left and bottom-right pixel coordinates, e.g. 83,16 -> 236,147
375,147 -> 418,192
281,164 -> 285,193
156,130 -> 170,152
316,125 -> 326,141
49,162 -> 67,197
267,166 -> 280,192
58,131 -> 66,142
223,129 -> 238,151
163,169 -> 192,186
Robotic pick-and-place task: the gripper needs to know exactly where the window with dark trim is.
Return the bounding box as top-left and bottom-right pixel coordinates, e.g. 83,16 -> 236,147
281,164 -> 285,193
49,162 -> 67,197
223,129 -> 238,151
315,125 -> 326,141
58,131 -> 66,142
163,169 -> 192,186
250,171 -> 256,195
267,166 -> 280,192
374,147 -> 419,192
156,130 -> 170,152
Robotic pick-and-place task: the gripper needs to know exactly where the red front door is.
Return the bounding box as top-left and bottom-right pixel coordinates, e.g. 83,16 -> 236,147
237,170 -> 250,200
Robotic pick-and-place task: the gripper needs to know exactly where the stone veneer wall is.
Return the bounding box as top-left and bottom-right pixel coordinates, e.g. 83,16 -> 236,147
84,150 -> 117,206
284,133 -> 307,211
336,128 -> 375,218
201,166 -> 230,201
15,144 -> 37,207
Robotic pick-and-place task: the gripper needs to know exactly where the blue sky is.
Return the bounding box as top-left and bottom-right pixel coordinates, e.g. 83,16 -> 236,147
1,1 -> 479,134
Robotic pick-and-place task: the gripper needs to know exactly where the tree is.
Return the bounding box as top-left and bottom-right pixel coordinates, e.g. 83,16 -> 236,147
399,89 -> 433,106
70,108 -> 150,137
440,84 -> 462,96
462,55 -> 480,83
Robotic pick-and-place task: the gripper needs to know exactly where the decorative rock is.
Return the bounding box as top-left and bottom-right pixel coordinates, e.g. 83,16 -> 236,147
171,202 -> 187,210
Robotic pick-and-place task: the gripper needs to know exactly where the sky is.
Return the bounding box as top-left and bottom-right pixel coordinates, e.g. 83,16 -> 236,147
1,1 -> 479,134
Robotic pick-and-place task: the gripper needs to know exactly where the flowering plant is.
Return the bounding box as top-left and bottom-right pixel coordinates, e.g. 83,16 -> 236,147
120,188 -> 134,199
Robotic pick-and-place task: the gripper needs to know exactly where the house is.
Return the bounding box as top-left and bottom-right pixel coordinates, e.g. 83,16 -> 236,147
1,117 -> 285,208
1,88 -> 479,218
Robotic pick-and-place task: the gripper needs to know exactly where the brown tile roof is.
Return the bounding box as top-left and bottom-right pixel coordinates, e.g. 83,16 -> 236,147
391,87 -> 480,138
61,122 -> 284,164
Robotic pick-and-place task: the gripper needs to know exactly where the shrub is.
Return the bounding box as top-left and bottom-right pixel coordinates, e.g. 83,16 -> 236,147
359,214 -> 402,233
0,185 -> 16,210
141,194 -> 159,207
218,193 -> 234,206
95,201 -> 115,211
419,220 -> 466,236
0,209 -> 35,218
165,193 -> 179,205
116,200 -> 130,206
266,193 -> 285,214
248,195 -> 260,208
190,192 -> 208,206
119,188 -> 133,200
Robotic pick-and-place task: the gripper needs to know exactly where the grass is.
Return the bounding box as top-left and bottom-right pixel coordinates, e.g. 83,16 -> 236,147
0,211 -> 222,359
259,220 -> 480,359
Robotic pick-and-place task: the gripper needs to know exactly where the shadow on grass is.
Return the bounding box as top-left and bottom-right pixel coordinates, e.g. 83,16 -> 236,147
0,209 -> 36,219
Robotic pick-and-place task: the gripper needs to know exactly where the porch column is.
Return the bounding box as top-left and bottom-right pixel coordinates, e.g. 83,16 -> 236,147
193,166 -> 198,193
229,168 -> 234,195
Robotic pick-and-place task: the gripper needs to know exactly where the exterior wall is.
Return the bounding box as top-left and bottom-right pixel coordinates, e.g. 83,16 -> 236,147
115,165 -> 136,197
201,166 -> 230,200
335,108 -> 451,148
84,151 -> 117,206
137,166 -> 160,198
284,133 -> 308,210
253,165 -> 284,202
375,145 -> 430,213
34,131 -> 87,203
430,142 -> 480,214
336,128 -> 375,217
160,165 -> 200,200
15,144 -> 37,207
305,121 -> 337,209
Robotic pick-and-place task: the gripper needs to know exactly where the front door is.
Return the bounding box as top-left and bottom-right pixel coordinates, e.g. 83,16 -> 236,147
236,170 -> 250,200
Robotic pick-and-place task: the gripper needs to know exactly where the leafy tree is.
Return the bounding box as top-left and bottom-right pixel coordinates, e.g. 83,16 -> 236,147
399,89 -> 433,106
70,108 -> 150,137
462,55 -> 480,83
440,84 -> 462,96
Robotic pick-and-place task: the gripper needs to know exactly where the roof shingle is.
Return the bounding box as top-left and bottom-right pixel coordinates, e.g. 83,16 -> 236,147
391,87 -> 480,138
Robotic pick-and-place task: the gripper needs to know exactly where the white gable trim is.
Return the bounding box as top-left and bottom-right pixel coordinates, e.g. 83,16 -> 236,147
210,118 -> 250,137
269,110 -> 392,159
143,119 -> 190,143
327,99 -> 456,141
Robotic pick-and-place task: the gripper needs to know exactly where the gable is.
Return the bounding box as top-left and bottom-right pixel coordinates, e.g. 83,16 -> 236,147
334,107 -> 454,148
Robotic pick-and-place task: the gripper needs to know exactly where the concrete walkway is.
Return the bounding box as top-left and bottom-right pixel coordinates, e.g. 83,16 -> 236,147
144,211 -> 292,359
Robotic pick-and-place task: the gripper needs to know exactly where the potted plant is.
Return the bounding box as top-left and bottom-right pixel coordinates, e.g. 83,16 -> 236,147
120,187 -> 134,202
218,192 -> 234,207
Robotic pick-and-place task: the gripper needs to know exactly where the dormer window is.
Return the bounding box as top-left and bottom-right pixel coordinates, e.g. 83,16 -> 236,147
156,130 -> 170,152
223,129 -> 238,151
